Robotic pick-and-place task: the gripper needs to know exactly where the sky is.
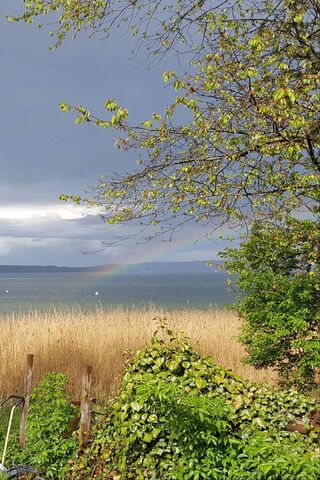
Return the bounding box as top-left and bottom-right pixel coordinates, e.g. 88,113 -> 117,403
0,1 -> 227,266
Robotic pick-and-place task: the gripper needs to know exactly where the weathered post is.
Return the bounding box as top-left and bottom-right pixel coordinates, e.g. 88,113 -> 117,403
19,353 -> 34,449
79,365 -> 92,448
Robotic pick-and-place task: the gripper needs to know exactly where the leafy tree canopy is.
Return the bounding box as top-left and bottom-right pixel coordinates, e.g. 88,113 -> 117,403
221,217 -> 320,390
12,1 -> 320,239
9,1 -> 251,53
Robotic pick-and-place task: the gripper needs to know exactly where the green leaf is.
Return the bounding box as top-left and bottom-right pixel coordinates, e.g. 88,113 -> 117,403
104,99 -> 119,111
273,88 -> 286,101
163,70 -> 175,83
195,377 -> 207,390
286,88 -> 296,103
142,432 -> 154,443
130,401 -> 144,412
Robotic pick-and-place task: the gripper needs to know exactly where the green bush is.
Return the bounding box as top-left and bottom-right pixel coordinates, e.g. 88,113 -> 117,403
220,218 -> 320,390
0,405 -> 21,459
67,324 -> 319,479
9,373 -> 78,479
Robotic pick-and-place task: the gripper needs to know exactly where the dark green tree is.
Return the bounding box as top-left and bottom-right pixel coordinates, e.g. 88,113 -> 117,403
221,218 -> 320,390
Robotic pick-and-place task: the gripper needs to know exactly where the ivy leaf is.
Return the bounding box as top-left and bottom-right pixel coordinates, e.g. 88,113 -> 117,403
195,377 -> 207,390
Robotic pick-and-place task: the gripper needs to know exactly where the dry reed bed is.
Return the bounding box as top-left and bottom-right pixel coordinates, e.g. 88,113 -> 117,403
0,307 -> 278,399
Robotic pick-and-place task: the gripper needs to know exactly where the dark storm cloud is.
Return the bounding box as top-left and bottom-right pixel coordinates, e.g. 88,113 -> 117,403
0,1 -> 225,265
1,0 -> 171,203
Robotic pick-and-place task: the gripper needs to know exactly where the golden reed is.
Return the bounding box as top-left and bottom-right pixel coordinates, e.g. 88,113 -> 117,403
0,306 -> 277,399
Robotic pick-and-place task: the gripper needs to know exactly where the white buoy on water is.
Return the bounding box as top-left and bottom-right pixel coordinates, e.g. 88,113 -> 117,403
95,291 -> 99,296
5,290 -> 8,294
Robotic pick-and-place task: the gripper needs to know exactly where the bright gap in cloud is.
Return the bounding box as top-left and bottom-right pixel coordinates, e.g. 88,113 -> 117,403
0,205 -> 98,220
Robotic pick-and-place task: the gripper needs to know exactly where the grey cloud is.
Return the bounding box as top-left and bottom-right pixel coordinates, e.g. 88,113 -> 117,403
0,1 -> 228,265
0,214 -> 105,240
1,5 -> 172,208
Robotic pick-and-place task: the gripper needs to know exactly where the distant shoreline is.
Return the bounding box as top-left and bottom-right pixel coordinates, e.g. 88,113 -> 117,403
0,260 -> 223,274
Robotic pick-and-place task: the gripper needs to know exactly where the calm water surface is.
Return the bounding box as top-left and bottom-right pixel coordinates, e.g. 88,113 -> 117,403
0,271 -> 235,314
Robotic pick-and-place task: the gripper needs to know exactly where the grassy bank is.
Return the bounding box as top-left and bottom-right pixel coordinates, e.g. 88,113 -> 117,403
0,306 -> 277,398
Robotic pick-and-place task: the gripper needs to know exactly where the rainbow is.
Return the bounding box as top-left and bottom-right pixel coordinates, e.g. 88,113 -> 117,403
87,228 -> 213,279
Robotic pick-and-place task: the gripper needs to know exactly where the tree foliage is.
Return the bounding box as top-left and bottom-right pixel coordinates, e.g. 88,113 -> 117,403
13,0 -> 320,237
221,218 -> 320,390
10,1 -> 244,53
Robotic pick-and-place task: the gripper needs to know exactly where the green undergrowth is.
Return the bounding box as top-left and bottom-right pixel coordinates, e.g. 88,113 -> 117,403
67,323 -> 320,480
0,374 -> 78,479
1,324 -> 319,479
0,404 -> 21,453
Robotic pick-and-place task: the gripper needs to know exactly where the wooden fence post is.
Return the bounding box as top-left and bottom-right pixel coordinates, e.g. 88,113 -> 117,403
79,365 -> 92,448
19,353 -> 34,449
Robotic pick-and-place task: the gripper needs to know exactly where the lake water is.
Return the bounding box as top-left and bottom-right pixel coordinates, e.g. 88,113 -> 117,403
0,271 -> 235,314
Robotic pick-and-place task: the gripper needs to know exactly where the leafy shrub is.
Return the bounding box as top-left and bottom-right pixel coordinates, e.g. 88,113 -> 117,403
221,218 -> 320,390
9,373 -> 78,479
67,324 -> 319,479
0,405 -> 20,460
